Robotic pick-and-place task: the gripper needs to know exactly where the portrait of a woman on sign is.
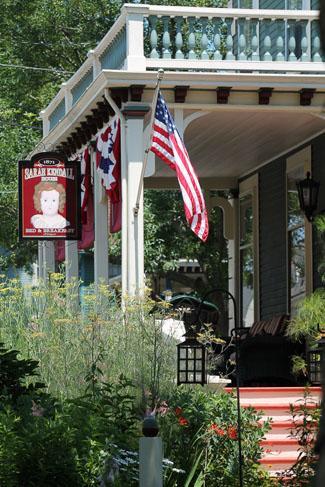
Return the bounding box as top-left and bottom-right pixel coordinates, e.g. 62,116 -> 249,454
31,181 -> 70,229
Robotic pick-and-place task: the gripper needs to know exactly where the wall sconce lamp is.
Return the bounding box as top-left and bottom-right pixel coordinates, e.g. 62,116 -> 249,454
296,172 -> 320,222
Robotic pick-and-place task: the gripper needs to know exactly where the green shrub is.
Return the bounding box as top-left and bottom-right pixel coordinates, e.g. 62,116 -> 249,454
158,386 -> 273,486
286,289 -> 325,342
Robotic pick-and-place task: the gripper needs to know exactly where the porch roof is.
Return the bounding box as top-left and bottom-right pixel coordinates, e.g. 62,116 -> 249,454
35,69 -> 325,182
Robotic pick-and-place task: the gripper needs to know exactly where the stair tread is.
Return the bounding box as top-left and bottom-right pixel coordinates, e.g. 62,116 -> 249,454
262,434 -> 297,443
241,401 -> 318,409
225,387 -> 321,393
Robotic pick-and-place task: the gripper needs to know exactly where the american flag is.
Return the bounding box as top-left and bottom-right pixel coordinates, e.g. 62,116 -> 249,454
150,92 -> 209,241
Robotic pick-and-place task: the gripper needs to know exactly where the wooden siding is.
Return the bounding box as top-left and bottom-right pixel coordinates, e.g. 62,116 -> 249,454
312,133 -> 325,290
259,158 -> 288,319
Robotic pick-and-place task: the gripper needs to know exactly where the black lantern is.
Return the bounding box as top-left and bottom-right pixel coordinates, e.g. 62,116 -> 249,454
177,330 -> 207,386
296,172 -> 320,222
308,331 -> 325,385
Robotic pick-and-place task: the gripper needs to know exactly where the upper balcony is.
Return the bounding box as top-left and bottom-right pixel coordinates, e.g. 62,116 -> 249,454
42,3 -> 324,134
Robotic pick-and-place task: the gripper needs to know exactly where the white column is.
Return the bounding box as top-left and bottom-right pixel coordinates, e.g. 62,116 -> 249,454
62,82 -> 73,113
174,108 -> 184,137
39,110 -> 50,138
122,106 -> 149,294
42,241 -> 55,278
125,11 -> 147,71
228,195 -> 240,333
139,437 -> 163,487
38,242 -> 44,281
92,148 -> 109,285
87,50 -> 101,78
65,240 -> 79,305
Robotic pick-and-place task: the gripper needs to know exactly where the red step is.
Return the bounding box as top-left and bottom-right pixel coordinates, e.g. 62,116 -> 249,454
225,386 -> 322,475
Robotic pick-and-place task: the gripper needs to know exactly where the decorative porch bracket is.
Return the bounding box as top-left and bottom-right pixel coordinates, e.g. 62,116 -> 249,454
209,196 -> 235,241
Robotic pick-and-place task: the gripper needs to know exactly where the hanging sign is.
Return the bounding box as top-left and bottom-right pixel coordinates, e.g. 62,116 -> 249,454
18,152 -> 81,240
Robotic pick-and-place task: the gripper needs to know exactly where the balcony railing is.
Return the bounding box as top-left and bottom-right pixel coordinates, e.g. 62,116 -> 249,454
42,3 -> 324,134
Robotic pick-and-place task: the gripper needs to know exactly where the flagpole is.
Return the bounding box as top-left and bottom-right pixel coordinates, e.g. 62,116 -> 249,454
133,68 -> 164,216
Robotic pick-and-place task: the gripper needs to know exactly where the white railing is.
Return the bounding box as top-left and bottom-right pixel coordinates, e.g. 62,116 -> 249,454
42,3 -> 323,135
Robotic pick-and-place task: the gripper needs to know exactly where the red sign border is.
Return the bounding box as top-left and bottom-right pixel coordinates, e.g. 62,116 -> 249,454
18,151 -> 81,241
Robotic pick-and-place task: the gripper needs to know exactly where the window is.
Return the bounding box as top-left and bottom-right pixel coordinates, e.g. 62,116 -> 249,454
286,147 -> 312,315
239,175 -> 259,326
287,166 -> 306,308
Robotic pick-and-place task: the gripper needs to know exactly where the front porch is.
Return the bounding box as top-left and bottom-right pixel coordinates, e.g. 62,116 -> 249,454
33,3 -> 325,383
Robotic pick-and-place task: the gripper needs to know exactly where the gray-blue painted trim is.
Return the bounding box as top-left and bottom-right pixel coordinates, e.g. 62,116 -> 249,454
49,99 -> 65,131
72,68 -> 94,106
100,27 -> 126,70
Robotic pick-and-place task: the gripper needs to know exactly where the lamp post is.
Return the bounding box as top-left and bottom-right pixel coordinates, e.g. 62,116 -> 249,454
176,287 -> 243,487
296,172 -> 320,222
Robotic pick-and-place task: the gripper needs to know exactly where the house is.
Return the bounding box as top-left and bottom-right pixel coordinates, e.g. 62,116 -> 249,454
33,1 -> 324,326
30,2 -> 325,473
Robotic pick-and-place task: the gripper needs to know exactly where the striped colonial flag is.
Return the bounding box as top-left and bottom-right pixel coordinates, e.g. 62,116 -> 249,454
150,91 -> 209,241
96,116 -> 121,233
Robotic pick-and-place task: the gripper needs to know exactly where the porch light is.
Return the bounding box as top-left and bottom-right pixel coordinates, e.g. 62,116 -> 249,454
307,327 -> 325,385
296,172 -> 320,222
177,330 -> 207,386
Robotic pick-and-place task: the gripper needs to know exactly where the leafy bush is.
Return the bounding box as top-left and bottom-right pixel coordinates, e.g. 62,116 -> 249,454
277,388 -> 321,486
158,386 -> 273,486
286,289 -> 325,342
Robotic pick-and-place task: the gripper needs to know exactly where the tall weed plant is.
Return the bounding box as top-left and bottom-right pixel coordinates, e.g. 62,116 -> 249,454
0,275 -> 176,404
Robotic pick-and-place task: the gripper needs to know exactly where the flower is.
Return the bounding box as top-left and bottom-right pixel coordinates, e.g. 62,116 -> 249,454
209,423 -> 226,436
157,401 -> 169,416
227,426 -> 238,440
31,400 -> 45,417
175,407 -> 182,416
178,416 -> 188,426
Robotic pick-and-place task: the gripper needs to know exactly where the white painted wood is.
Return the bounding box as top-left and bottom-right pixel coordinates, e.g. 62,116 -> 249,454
239,174 -> 260,323
103,90 -> 128,297
125,116 -> 145,294
65,240 -> 78,279
87,50 -> 101,78
227,196 -> 239,333
35,68 -> 325,158
143,124 -> 156,177
125,13 -> 146,71
129,5 -> 319,21
184,111 -> 209,133
174,108 -> 184,137
62,82 -> 73,112
37,242 -> 44,281
42,241 -> 55,278
65,240 -> 79,307
209,196 -> 235,240
92,147 -> 109,285
146,58 -> 325,72
144,177 -> 237,190
39,111 -> 50,138
139,437 -> 163,487
286,146 -> 313,297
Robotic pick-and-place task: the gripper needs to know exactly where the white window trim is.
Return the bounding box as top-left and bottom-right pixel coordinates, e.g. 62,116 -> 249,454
286,145 -> 313,315
239,174 -> 260,324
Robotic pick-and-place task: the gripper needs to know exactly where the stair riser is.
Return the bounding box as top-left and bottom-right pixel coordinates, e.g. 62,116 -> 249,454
262,444 -> 299,453
225,387 -> 322,475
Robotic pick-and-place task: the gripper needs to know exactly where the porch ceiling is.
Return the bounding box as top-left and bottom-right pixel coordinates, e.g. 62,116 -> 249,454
153,109 -> 325,179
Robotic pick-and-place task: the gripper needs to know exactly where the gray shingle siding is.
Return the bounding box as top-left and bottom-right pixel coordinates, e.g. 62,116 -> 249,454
259,157 -> 288,319
312,133 -> 325,290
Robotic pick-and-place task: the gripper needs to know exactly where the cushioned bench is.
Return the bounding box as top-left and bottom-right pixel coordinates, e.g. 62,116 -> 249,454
237,315 -> 305,386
